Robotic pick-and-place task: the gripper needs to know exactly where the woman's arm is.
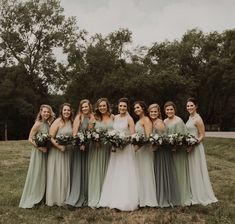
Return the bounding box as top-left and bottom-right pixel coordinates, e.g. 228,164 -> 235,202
73,114 -> 81,136
49,119 -> 65,151
143,117 -> 153,137
28,121 -> 41,147
195,116 -> 205,142
128,116 -> 135,135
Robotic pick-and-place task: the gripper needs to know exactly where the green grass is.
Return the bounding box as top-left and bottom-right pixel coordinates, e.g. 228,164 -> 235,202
0,138 -> 234,224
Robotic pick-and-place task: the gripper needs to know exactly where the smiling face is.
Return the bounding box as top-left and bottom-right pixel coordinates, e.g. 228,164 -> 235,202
98,101 -> 108,114
62,105 -> 71,119
165,105 -> 175,119
81,102 -> 90,115
41,107 -> 51,121
134,103 -> 144,116
186,101 -> 197,115
118,102 -> 128,115
149,107 -> 159,120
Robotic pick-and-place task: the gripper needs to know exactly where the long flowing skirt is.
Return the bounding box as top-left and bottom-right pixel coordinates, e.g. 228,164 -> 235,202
65,147 -> 81,206
172,149 -> 192,206
99,144 -> 138,211
135,145 -> 158,207
188,143 -> 218,205
19,148 -> 47,208
154,147 -> 181,207
46,146 -> 71,206
88,142 -> 110,207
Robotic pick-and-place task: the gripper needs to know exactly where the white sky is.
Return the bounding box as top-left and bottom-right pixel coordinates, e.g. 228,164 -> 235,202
60,0 -> 235,47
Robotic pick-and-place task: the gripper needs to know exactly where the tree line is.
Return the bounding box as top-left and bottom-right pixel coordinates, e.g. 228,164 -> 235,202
0,0 -> 234,140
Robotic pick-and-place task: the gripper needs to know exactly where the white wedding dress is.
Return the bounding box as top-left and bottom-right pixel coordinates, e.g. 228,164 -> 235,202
98,114 -> 139,211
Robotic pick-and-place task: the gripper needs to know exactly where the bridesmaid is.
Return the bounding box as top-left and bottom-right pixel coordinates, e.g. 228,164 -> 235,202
148,103 -> 180,207
164,101 -> 192,206
186,97 -> 218,205
88,98 -> 113,207
99,98 -> 139,211
46,103 -> 73,206
134,101 -> 158,207
66,99 -> 94,207
19,105 -> 55,208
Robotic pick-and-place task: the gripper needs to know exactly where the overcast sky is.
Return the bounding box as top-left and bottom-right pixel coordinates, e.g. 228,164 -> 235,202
60,0 -> 235,47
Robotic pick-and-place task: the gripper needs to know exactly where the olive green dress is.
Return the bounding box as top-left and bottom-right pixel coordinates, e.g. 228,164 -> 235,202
19,122 -> 49,208
88,120 -> 113,207
165,117 -> 192,206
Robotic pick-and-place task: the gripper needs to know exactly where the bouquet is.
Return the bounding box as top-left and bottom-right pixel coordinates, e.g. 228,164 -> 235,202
104,129 -> 130,152
56,134 -> 73,146
72,131 -> 86,146
130,133 -> 148,148
183,133 -> 198,152
33,133 -> 51,148
149,133 -> 163,146
166,133 -> 184,151
90,128 -> 106,142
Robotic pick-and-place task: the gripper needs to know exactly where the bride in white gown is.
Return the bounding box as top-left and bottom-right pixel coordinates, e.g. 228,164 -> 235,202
98,98 -> 139,211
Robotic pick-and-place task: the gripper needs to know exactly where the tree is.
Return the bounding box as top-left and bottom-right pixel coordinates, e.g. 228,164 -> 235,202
0,0 -> 79,93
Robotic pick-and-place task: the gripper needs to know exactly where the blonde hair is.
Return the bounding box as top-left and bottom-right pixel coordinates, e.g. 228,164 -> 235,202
148,103 -> 162,119
36,104 -> 55,125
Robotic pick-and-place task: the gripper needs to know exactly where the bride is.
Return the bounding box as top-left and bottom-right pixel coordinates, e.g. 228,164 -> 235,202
98,98 -> 139,211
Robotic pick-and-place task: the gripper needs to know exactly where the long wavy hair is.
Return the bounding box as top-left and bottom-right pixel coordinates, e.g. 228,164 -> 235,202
133,101 -> 149,117
76,99 -> 93,119
35,104 -> 55,125
59,103 -> 73,124
94,98 -> 111,121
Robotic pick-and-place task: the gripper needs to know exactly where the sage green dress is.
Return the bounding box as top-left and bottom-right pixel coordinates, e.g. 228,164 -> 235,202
19,122 -> 49,208
153,127 -> 180,207
46,121 -> 72,206
165,117 -> 192,206
135,121 -> 158,207
88,120 -> 113,207
186,116 -> 218,205
66,117 -> 90,207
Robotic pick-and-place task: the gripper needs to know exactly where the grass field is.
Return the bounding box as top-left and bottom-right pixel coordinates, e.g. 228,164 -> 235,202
0,138 -> 234,224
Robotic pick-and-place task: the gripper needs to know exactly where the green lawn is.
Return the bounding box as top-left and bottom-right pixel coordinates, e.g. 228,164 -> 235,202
0,138 -> 234,224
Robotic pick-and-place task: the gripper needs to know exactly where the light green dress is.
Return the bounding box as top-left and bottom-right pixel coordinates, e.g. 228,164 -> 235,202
88,120 -> 113,207
66,117 -> 90,207
165,117 -> 192,206
186,116 -> 218,205
135,121 -> 158,207
46,121 -> 72,206
19,121 -> 49,208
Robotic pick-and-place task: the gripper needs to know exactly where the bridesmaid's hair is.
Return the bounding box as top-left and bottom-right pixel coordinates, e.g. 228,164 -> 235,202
148,103 -> 162,119
118,97 -> 129,112
187,97 -> 198,107
59,103 -> 73,124
133,101 -> 149,117
164,101 -> 177,114
95,98 -> 111,121
77,99 -> 93,116
36,104 -> 55,125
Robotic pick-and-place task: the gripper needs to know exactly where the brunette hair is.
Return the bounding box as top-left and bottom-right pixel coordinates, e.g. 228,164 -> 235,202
133,101 -> 148,117
148,103 -> 162,119
94,98 -> 111,121
164,101 -> 177,114
187,97 -> 198,107
59,103 -> 73,124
